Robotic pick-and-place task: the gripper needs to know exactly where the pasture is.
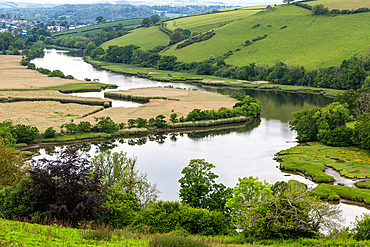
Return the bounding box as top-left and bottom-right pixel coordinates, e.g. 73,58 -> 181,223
305,0 -> 370,9
100,26 -> 169,50
162,5 -> 370,70
53,19 -> 143,38
163,7 -> 264,33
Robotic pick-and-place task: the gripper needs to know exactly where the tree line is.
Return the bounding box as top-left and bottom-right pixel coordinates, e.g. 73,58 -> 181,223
290,88 -> 370,149
89,42 -> 370,91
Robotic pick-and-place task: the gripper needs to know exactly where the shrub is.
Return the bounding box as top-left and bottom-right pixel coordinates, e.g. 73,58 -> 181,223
0,177 -> 45,221
29,147 -> 109,225
48,70 -> 65,78
43,127 -> 56,138
130,201 -> 230,235
352,213 -> 370,240
149,236 -> 209,247
11,124 -> 39,144
98,188 -> 140,228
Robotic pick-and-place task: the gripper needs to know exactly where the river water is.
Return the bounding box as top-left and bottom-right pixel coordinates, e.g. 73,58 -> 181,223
31,49 -> 369,226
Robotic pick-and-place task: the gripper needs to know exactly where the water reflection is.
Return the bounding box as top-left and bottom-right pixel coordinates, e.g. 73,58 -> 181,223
30,49 -> 365,226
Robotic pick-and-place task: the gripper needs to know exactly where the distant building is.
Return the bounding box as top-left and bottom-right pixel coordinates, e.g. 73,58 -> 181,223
22,30 -> 27,35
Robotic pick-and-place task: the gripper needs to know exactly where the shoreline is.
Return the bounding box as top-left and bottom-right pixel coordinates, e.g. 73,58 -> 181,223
84,56 -> 344,98
21,117 -> 260,150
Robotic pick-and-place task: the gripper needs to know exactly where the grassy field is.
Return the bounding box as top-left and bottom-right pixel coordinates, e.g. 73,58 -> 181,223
163,7 -> 264,33
276,142 -> 370,182
0,101 -> 103,132
81,87 -> 237,125
160,5 -> 370,70
53,19 -> 143,38
2,218 -> 370,246
100,26 -> 170,50
305,0 -> 370,9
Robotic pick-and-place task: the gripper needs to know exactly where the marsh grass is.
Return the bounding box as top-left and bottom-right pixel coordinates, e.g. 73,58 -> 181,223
277,142 -> 370,182
311,183 -> 370,205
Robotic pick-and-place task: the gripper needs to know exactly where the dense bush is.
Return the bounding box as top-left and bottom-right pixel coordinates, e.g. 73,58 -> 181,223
28,147 -> 109,225
0,178 -> 45,221
130,201 -> 230,235
351,213 -> 370,240
98,188 -> 140,228
11,124 -> 39,144
184,96 -> 261,122
43,127 -> 56,138
48,69 -> 65,78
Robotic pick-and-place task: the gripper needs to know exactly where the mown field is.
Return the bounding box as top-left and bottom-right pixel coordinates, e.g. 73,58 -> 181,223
53,19 -> 143,38
79,87 -> 237,125
100,26 -> 169,50
277,142 -> 370,182
162,5 -> 370,70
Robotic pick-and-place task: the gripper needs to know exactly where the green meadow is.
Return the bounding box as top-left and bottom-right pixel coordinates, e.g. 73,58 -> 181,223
305,0 -> 370,9
276,142 -> 370,182
163,7 -> 264,33
53,19 -> 143,38
162,5 -> 370,70
100,26 -> 170,50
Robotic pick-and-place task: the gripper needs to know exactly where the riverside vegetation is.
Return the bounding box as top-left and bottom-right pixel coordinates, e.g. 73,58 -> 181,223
276,87 -> 370,207
0,91 -> 261,144
2,143 -> 370,246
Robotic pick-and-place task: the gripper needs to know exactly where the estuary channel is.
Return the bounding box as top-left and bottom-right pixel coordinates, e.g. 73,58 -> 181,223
31,49 -> 369,226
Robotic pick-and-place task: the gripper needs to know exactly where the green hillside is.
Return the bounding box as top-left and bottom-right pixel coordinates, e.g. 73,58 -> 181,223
163,7 -> 265,33
53,19 -> 143,38
100,6 -> 265,51
305,0 -> 370,9
100,26 -> 170,50
161,5 -> 370,70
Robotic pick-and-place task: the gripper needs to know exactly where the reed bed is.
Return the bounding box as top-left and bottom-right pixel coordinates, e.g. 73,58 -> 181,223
0,101 -> 104,132
0,90 -> 111,107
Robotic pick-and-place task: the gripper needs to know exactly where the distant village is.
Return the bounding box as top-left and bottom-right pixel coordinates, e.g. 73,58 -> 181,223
0,12 -> 92,35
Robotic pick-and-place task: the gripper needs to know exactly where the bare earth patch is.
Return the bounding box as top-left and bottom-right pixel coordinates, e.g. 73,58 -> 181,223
0,101 -> 103,131
0,55 -> 88,89
79,87 -> 238,124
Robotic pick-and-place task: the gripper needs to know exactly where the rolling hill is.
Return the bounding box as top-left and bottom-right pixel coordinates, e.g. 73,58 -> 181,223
99,0 -> 370,70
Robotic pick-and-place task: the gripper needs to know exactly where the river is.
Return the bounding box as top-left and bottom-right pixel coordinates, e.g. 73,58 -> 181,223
31,49 -> 369,226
